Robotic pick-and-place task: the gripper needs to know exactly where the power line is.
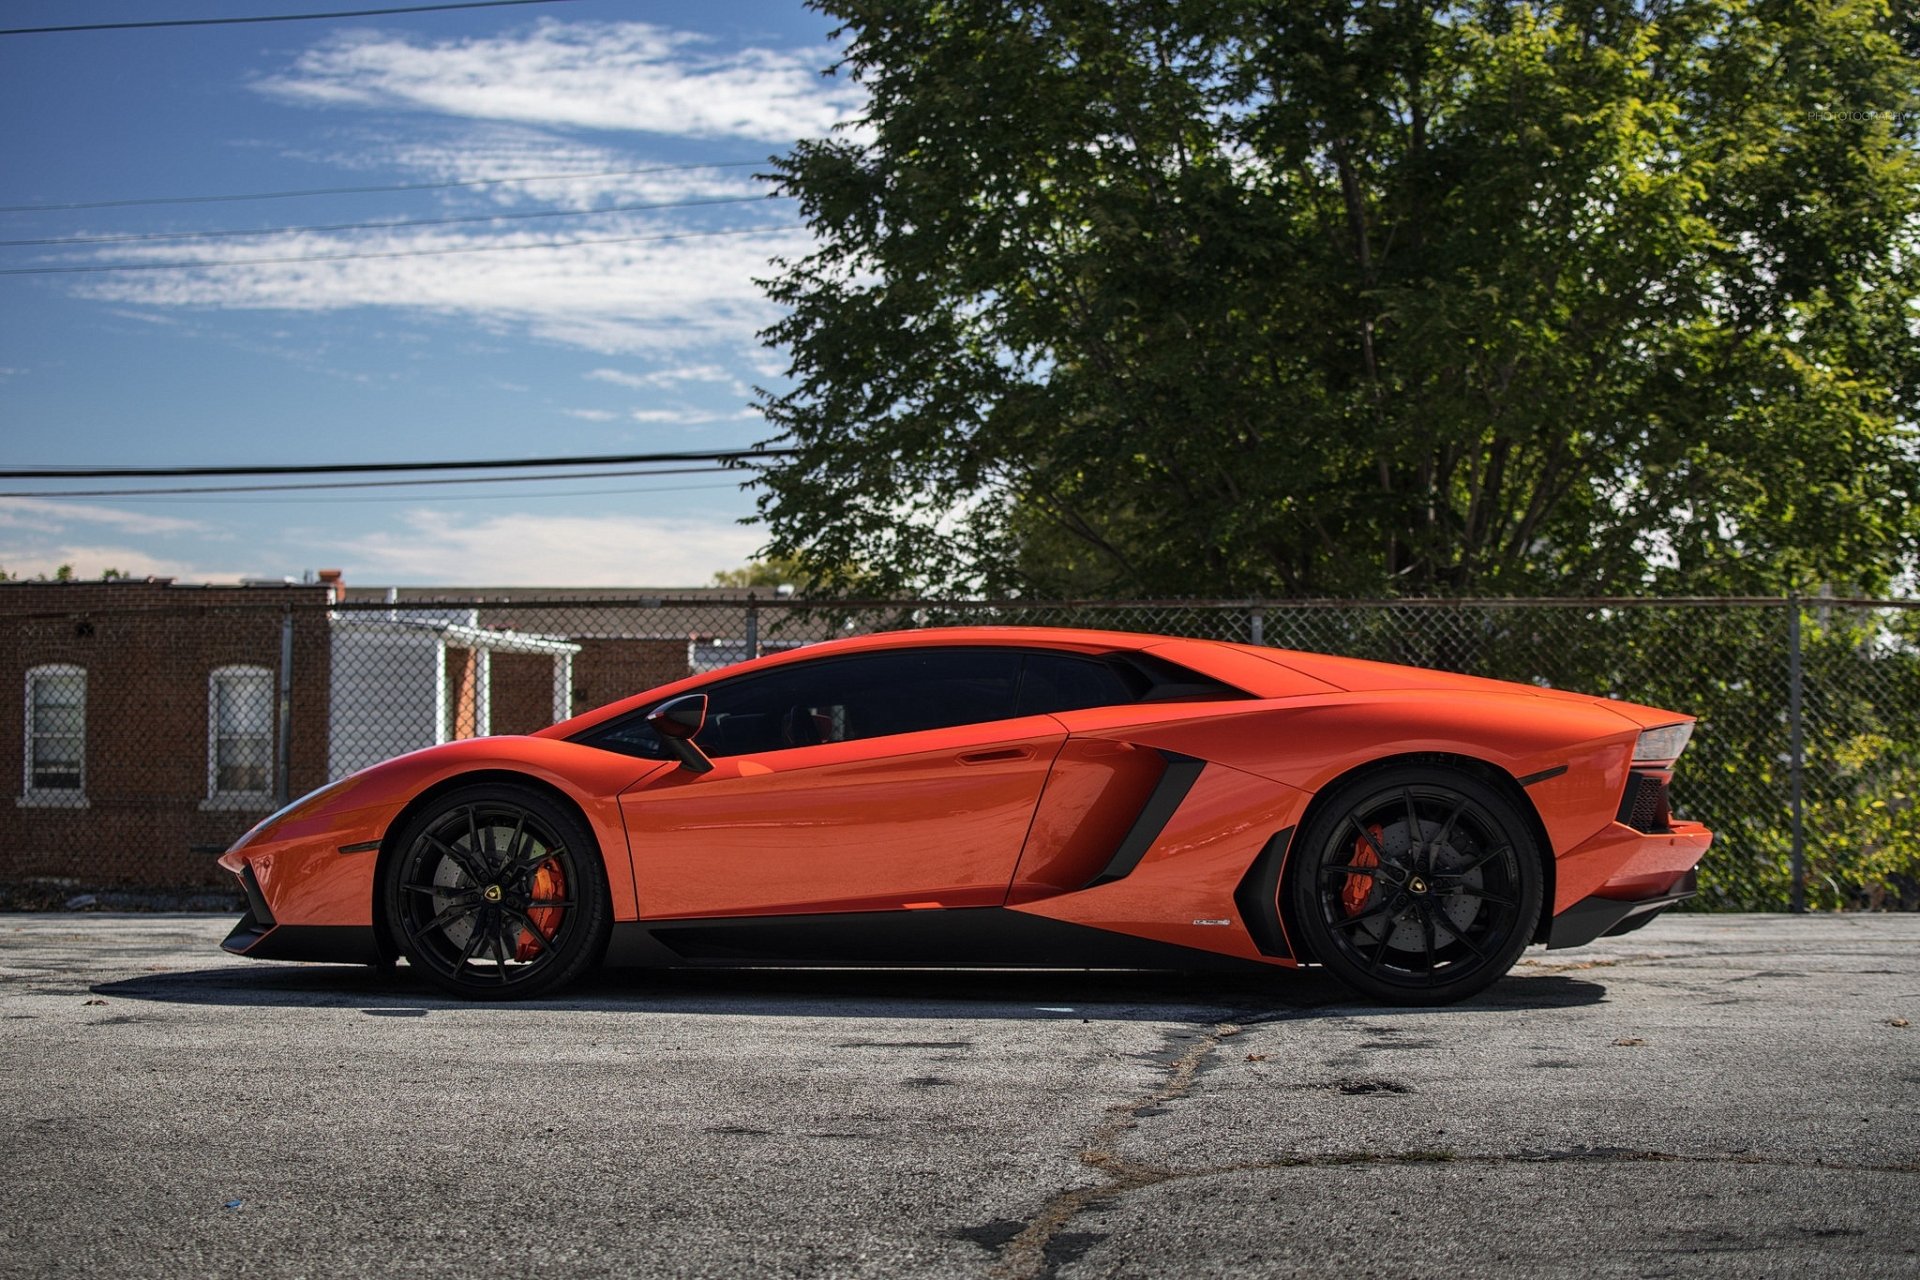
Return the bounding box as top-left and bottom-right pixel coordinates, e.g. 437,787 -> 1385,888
11,479 -> 745,505
0,161 -> 770,215
2,0 -> 581,37
0,193 -> 785,248
0,449 -> 789,480
0,223 -> 792,276
0,463 -> 750,499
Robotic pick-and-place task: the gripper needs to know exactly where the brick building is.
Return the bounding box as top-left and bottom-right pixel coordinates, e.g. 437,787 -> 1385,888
1,578 -> 334,892
0,577 -> 588,893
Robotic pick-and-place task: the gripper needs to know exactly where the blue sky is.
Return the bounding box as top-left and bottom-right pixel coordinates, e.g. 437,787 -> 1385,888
0,0 -> 862,585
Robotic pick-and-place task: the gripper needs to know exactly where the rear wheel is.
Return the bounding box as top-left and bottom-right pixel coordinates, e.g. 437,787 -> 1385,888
1288,765 -> 1543,1005
382,784 -> 610,999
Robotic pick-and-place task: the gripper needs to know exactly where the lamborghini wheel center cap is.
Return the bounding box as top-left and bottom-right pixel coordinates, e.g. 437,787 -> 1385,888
1408,876 -> 1429,895
483,884 -> 503,903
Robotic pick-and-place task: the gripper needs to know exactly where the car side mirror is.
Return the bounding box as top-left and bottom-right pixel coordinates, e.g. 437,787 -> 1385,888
646,694 -> 714,774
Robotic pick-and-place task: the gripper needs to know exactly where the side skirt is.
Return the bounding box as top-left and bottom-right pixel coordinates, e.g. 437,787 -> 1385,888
604,907 -> 1277,973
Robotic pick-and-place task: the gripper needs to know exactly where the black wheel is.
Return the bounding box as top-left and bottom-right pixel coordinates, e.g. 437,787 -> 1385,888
1287,765 -> 1544,1005
382,784 -> 610,999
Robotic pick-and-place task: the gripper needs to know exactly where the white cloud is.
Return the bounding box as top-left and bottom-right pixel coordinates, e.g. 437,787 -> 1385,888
338,508 -> 761,586
257,21 -> 864,143
0,501 -> 253,582
588,363 -> 736,390
77,222 -> 813,355
0,498 -> 212,537
375,130 -> 768,211
562,408 -> 619,422
628,408 -> 710,424
0,543 -> 250,583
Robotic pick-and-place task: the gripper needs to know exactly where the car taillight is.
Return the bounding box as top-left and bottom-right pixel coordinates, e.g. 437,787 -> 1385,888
1633,723 -> 1693,764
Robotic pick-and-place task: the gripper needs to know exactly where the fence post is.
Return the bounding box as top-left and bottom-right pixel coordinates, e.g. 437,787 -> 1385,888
275,603 -> 294,809
1249,606 -> 1266,647
1787,593 -> 1805,913
745,592 -> 760,660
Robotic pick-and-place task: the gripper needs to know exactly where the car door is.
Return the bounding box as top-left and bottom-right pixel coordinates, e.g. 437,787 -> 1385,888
617,647 -> 1068,919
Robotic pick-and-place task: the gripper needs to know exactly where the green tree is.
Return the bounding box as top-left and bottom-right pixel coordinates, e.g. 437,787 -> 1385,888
710,555 -> 811,588
756,0 -> 1919,598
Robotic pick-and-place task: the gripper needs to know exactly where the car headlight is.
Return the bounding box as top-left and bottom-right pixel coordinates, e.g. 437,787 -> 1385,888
1633,723 -> 1694,764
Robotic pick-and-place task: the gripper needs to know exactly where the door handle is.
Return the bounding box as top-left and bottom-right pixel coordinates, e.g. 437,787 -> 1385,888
958,747 -> 1033,765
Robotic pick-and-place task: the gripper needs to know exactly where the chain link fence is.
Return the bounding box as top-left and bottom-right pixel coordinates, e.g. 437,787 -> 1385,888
2,582 -> 1912,911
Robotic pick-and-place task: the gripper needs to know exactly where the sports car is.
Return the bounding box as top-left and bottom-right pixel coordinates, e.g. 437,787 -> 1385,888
217,626 -> 1711,1004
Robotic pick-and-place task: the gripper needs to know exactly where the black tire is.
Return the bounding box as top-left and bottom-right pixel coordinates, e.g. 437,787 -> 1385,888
382,783 -> 611,1000
1287,764 -> 1544,1005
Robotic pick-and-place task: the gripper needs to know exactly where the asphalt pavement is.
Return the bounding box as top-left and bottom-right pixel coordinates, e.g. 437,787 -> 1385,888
0,912 -> 1914,1279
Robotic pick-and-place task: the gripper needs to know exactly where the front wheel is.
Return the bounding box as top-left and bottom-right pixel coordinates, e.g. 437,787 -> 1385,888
1287,765 -> 1544,1005
382,784 -> 610,999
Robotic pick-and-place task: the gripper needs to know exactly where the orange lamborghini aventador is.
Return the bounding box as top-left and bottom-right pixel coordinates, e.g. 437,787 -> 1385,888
218,626 -> 1711,1004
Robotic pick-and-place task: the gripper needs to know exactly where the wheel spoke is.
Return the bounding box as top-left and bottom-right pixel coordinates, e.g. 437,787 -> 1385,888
502,906 -> 560,954
502,810 -> 527,871
423,830 -> 488,883
1333,903 -> 1392,932
1366,928 -> 1394,974
1404,789 -> 1423,860
455,918 -> 490,970
512,845 -> 566,877
1439,887 -> 1516,908
1433,795 -> 1471,849
1319,863 -> 1380,880
406,898 -> 482,942
1346,812 -> 1389,859
1419,905 -> 1437,972
1441,844 -> 1512,878
524,897 -> 574,909
488,926 -> 511,982
401,882 -> 478,900
1429,909 -> 1488,961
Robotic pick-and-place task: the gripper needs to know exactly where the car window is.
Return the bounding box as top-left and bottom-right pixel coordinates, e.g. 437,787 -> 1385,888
575,645 -> 1246,762
696,648 -> 1023,756
1015,652 -> 1137,716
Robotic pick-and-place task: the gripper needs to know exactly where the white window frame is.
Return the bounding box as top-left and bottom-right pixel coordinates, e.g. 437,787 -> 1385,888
203,664 -> 275,810
20,664 -> 87,808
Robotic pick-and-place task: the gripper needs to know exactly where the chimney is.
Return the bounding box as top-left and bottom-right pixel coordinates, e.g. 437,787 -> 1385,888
316,568 -> 345,605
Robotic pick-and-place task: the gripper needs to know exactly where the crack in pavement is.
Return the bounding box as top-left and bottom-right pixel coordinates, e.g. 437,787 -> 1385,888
988,1006 -> 1329,1280
986,1006 -> 1919,1279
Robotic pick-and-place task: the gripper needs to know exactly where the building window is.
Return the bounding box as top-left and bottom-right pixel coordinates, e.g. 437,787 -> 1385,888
22,664 -> 86,806
207,665 -> 274,806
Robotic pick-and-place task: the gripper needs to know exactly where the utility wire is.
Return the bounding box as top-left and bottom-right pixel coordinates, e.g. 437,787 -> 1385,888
0,193 -> 785,248
0,464 -> 751,499
13,479 -> 745,505
0,161 -> 770,215
0,449 -> 791,480
0,223 -> 792,276
2,0 -> 581,36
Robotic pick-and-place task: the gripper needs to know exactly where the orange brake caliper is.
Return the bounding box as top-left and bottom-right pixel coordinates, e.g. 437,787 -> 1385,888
1343,825 -> 1382,917
514,859 -> 566,961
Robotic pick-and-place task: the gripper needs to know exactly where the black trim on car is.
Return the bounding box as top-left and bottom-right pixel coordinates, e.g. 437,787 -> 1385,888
1546,869 -> 1698,950
230,924 -> 383,965
1231,827 -> 1296,959
219,862 -> 277,955
602,908 -> 1274,972
337,840 -> 381,855
1085,752 -> 1206,888
1517,765 -> 1569,787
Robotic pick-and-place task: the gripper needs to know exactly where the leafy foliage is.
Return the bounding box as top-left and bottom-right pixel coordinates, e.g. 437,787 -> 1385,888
757,1 -> 1919,598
